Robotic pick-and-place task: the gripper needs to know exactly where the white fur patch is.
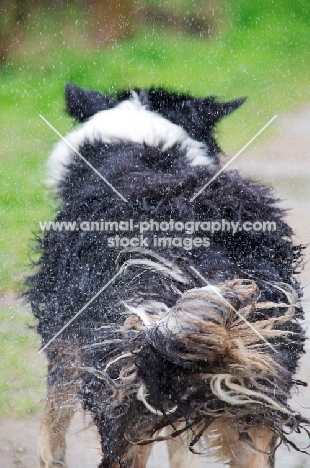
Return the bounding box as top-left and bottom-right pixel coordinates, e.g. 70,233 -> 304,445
47,95 -> 214,185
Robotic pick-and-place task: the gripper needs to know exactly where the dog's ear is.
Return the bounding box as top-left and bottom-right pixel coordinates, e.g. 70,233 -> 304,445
65,83 -> 117,122
206,97 -> 246,123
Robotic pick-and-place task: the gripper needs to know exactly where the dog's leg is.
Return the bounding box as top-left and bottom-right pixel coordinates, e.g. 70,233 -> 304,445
208,420 -> 277,468
240,425 -> 277,468
166,424 -> 199,468
166,439 -> 199,468
38,384 -> 76,468
132,445 -> 152,468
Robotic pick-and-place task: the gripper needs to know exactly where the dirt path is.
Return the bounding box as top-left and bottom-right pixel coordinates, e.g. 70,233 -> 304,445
1,106 -> 310,468
0,413 -> 102,468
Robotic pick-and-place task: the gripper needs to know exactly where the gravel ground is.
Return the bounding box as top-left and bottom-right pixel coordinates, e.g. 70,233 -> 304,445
1,105 -> 310,468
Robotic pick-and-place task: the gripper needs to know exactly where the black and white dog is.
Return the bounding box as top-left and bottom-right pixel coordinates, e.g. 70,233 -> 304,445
28,84 -> 308,468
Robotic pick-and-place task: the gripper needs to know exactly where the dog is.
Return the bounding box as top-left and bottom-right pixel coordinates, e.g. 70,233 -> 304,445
28,83 -> 308,468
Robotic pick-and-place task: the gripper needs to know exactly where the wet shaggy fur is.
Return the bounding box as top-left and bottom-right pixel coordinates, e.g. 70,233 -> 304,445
27,84 -> 308,467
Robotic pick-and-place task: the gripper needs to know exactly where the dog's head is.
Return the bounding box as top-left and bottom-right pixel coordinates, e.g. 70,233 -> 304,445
48,83 -> 245,186
65,83 -> 245,160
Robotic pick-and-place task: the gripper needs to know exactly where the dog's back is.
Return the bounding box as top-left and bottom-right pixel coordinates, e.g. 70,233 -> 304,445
28,84 -> 307,468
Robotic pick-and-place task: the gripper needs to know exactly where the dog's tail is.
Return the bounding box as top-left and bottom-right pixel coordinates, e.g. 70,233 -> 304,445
123,278 -> 298,416
147,280 -> 249,367
131,279 -> 294,370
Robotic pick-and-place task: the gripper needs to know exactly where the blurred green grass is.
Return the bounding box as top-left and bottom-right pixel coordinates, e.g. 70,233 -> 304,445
1,0 -> 310,294
0,297 -> 46,417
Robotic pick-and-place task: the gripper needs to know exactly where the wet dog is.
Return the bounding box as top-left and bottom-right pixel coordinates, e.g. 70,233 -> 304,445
28,83 -> 308,468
